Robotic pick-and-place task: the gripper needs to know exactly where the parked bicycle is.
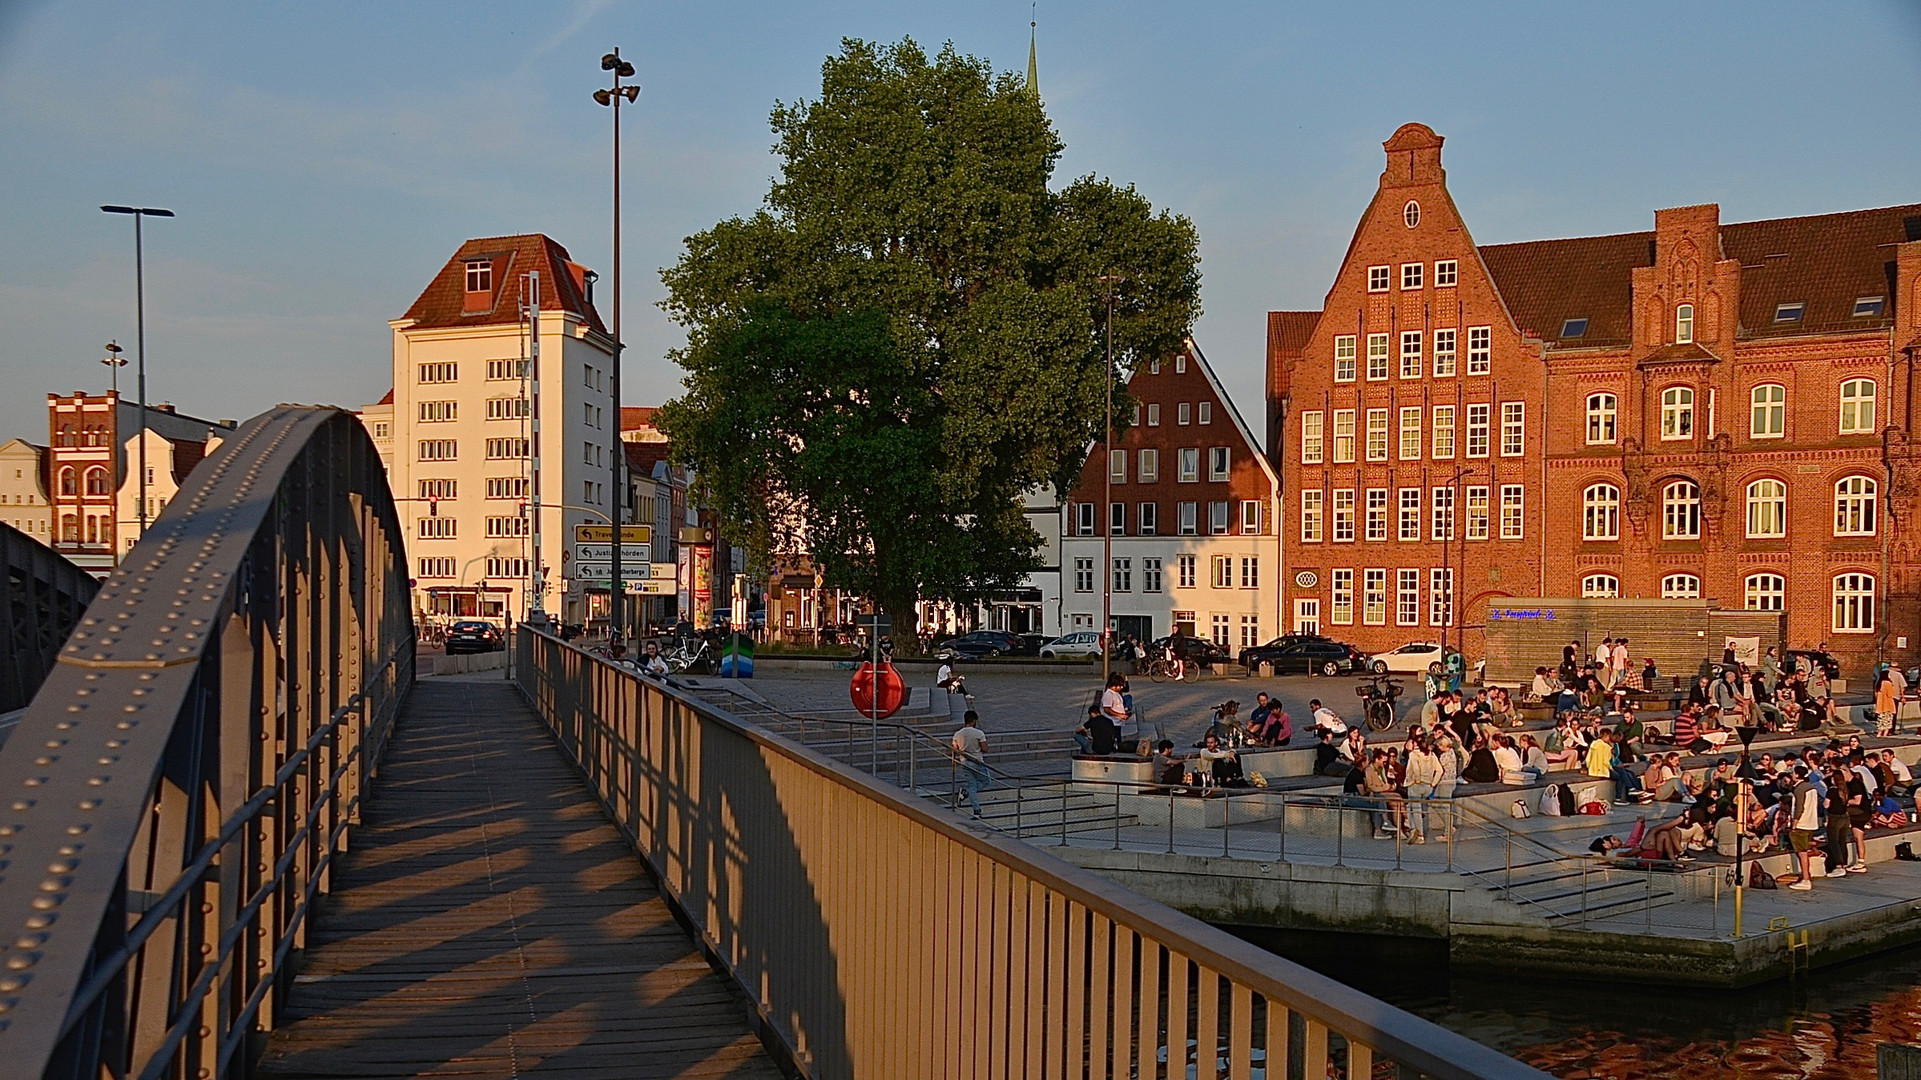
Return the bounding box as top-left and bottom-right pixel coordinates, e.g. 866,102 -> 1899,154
1355,673 -> 1405,731
664,638 -> 713,674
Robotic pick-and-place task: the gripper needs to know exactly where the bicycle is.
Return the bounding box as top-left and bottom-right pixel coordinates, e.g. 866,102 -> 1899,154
664,639 -> 713,674
1144,653 -> 1205,683
1355,673 -> 1405,731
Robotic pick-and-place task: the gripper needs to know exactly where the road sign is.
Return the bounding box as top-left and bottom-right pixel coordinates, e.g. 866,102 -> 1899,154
572,543 -> 652,563
855,613 -> 892,632
572,524 -> 652,544
571,562 -> 675,585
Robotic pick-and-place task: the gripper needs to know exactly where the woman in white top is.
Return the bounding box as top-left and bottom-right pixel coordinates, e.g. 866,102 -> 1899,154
1492,735 -> 1525,785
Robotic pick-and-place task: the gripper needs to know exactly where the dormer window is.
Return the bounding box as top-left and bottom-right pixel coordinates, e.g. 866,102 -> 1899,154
1773,302 -> 1804,323
1675,303 -> 1694,344
1853,296 -> 1886,318
1559,317 -> 1588,338
465,260 -> 492,293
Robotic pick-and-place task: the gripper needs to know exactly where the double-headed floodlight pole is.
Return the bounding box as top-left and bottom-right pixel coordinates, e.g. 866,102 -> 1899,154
594,49 -> 639,639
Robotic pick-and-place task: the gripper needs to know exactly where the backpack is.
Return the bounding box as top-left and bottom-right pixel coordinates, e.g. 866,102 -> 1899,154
1559,784 -> 1578,818
1578,801 -> 1608,816
1510,799 -> 1532,820
1539,784 -> 1564,817
1749,865 -> 1778,890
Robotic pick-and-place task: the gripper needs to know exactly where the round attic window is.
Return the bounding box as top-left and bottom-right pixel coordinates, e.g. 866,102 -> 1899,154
1404,200 -> 1420,228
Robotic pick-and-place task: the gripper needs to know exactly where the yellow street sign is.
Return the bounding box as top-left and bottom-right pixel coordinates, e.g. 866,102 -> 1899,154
573,524 -> 652,544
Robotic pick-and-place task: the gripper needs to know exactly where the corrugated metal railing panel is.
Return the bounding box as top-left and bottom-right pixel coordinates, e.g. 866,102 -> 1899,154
0,521 -> 102,716
517,627 -> 1552,1080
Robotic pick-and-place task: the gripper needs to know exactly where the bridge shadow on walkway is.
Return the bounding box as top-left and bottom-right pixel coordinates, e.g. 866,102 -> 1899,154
257,678 -> 783,1079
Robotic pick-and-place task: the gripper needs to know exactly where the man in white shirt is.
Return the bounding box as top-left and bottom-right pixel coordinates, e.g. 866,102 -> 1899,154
1788,767 -> 1821,889
1309,698 -> 1347,739
1611,639 -> 1631,687
952,711 -> 991,818
1594,637 -> 1612,677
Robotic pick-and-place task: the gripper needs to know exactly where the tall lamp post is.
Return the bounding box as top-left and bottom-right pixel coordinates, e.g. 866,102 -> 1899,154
100,205 -> 174,543
594,50 -> 638,641
1098,274 -> 1125,683
101,342 -> 127,517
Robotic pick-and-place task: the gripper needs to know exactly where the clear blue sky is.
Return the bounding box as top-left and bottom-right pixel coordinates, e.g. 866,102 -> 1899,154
2,0 -> 1917,441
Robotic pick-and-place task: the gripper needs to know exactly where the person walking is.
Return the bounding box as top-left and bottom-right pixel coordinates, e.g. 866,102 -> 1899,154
952,710 -> 991,818
1875,668 -> 1899,738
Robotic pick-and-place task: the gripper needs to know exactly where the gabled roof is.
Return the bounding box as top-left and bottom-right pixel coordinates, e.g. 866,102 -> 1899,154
399,234 -> 606,334
377,388 -> 394,406
1186,339 -> 1281,491
623,440 -> 677,484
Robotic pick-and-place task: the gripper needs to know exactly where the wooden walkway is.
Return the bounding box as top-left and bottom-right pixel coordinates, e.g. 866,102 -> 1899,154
257,677 -> 784,1079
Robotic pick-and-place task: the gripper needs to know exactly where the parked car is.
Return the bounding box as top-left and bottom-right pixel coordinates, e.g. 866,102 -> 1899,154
1374,641 -> 1464,675
1010,633 -> 1048,657
1150,633 -> 1233,667
1241,636 -> 1378,677
444,620 -> 503,655
1039,631 -> 1104,660
1787,649 -> 1841,681
936,630 -> 1023,661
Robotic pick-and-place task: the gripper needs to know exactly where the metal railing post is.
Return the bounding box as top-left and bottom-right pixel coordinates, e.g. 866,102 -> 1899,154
1113,785 -> 1123,850
1336,800 -> 1345,867
1581,865 -> 1590,929
1168,787 -> 1177,854
1645,873 -> 1652,934
1279,791 -> 1287,860
1223,795 -> 1232,858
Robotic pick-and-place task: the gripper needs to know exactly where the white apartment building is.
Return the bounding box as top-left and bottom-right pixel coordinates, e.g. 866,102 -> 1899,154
388,234 -> 617,624
112,428 -> 223,556
0,439 -> 50,541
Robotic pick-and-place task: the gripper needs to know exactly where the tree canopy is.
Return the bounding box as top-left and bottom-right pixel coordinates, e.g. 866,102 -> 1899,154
657,37 -> 1201,631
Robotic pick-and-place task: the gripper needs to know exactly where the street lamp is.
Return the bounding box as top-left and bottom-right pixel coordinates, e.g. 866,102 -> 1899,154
100,205 -> 174,544
1440,466 -> 1474,666
101,341 -> 125,395
594,49 -> 639,641
1098,273 -> 1125,683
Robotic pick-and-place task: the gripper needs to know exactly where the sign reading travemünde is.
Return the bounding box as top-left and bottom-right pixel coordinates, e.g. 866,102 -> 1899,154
573,524 -> 652,544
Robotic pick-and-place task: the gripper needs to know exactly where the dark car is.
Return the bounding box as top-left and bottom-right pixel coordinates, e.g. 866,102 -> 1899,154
1237,634 -> 1334,671
1242,636 -> 1378,677
936,630 -> 1022,661
1150,633 -> 1232,666
444,620 -> 503,655
1786,649 -> 1841,681
1013,633 -> 1049,657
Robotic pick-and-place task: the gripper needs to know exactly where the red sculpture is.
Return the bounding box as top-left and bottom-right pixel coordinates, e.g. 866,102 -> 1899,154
849,661 -> 907,719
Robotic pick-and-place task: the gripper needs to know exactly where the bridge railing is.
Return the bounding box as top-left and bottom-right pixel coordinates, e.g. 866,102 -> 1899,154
0,407 -> 416,1080
517,627 -> 1550,1080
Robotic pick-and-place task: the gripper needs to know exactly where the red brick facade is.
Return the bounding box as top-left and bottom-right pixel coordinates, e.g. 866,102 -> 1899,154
1270,123 -> 1921,672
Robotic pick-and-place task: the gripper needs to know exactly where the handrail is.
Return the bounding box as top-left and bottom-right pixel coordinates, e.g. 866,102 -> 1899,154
518,626 -> 1550,1080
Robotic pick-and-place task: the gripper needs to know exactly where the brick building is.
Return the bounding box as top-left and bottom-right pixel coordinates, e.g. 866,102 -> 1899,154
1269,122 -> 1921,672
1062,341 -> 1282,650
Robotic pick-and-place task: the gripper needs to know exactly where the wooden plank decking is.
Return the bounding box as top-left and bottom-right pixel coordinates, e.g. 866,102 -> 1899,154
257,677 -> 784,1079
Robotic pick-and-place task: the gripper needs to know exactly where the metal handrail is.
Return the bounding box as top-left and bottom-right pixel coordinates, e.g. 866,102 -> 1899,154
518,627 -> 1550,1080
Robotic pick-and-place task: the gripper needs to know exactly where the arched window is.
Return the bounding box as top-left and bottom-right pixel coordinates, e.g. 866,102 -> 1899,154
1582,483 -> 1620,540
1661,387 -> 1694,440
1750,384 -> 1785,438
1581,574 -> 1619,598
1745,478 -> 1786,538
1676,303 -> 1695,344
1663,480 -> 1700,539
57,424 -> 74,447
1834,475 -> 1877,536
58,466 -> 75,496
1585,393 -> 1617,444
1833,572 -> 1875,633
1745,573 -> 1785,611
84,467 -> 109,496
1661,574 -> 1701,599
1840,379 -> 1876,434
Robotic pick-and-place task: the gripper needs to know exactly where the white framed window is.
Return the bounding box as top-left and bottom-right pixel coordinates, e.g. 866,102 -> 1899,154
1139,448 -> 1159,482
1466,326 -> 1491,375
1431,405 -> 1456,458
1142,557 -> 1163,593
1147,403 -> 1161,426
464,260 -> 491,293
1586,393 -> 1617,445
1130,403 -> 1141,426
1833,572 -> 1875,633
485,515 -> 530,538
1178,448 -> 1200,482
1434,260 -> 1458,287
1835,475 -> 1877,536
1367,265 -> 1390,292
1331,490 -> 1354,541
1675,303 -> 1694,344
418,556 -> 456,578
1500,402 -> 1525,456
1073,558 -> 1095,593
1840,379 -> 1876,434
1465,404 -> 1490,457
1366,334 -> 1391,380
1399,407 -> 1423,460
1430,567 -> 1453,627
1212,555 -> 1234,589
1109,449 -> 1127,482
1075,502 -> 1095,536
1112,557 -> 1132,593
1210,500 -> 1230,535
417,478 -> 457,500
1400,331 -> 1423,379
1398,488 -> 1421,541
1433,328 -> 1456,378
1366,409 -> 1389,461
1663,480 -> 1701,539
1110,502 -> 1126,536
417,362 -> 458,384
1661,573 -> 1701,599
1240,557 -> 1259,590
485,477 -> 527,499
485,556 -> 530,578
1365,488 -> 1389,542
486,358 -> 527,381
1499,485 -> 1524,539
1177,555 -> 1196,589
1139,502 -> 1158,535
1583,483 -> 1619,540
1211,614 -> 1231,647
1431,486 -> 1455,541
1208,446 -> 1230,481
1178,502 -> 1198,535
1178,402 -> 1192,425
486,396 -> 530,420
1397,569 -> 1421,626
1334,336 -> 1358,382
1175,354 -> 1187,373
1363,569 -> 1388,625
1401,262 -> 1423,291
1745,573 -> 1785,611
1465,485 -> 1490,540
1582,574 -> 1620,598
1241,499 -> 1263,535
417,517 -> 456,539
485,437 -> 529,459
1331,569 -> 1355,625
1855,296 -> 1887,318
1750,384 -> 1785,439
417,439 -> 457,461
1661,387 -> 1694,440
1198,402 -> 1213,425
1150,359 -> 1162,375
1240,615 -> 1261,649
1332,410 -> 1356,463
1403,201 -> 1421,228
418,400 -> 457,422
1746,479 -> 1786,538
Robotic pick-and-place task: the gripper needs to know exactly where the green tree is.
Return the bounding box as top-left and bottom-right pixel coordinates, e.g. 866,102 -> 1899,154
658,37 -> 1200,635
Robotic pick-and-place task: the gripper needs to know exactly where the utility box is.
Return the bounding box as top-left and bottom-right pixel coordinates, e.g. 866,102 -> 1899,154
1480,598 -> 1785,688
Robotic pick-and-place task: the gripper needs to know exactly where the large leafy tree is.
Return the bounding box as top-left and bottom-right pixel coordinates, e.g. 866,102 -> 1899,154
658,37 -> 1200,634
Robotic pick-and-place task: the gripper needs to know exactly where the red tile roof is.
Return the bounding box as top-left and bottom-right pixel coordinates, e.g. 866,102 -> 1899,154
377,388 -> 393,406
399,234 -> 606,334
624,440 -> 674,479
620,406 -> 659,432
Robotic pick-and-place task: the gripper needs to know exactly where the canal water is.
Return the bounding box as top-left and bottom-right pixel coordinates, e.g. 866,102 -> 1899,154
1229,927 -> 1921,1079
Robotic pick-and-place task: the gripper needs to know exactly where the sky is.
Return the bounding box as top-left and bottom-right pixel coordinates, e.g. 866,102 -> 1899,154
1,0 -> 1918,443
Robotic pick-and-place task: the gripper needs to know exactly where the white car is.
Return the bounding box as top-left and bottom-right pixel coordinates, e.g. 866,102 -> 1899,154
1376,641 -> 1453,675
1039,631 -> 1104,660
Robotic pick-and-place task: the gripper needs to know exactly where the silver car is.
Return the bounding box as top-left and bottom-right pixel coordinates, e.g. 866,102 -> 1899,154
1039,631 -> 1104,660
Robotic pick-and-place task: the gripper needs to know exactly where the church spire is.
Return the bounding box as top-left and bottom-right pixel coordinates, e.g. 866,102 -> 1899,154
1026,4 -> 1039,99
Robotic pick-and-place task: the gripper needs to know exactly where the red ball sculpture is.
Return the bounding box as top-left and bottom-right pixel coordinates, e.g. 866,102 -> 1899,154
849,661 -> 907,719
